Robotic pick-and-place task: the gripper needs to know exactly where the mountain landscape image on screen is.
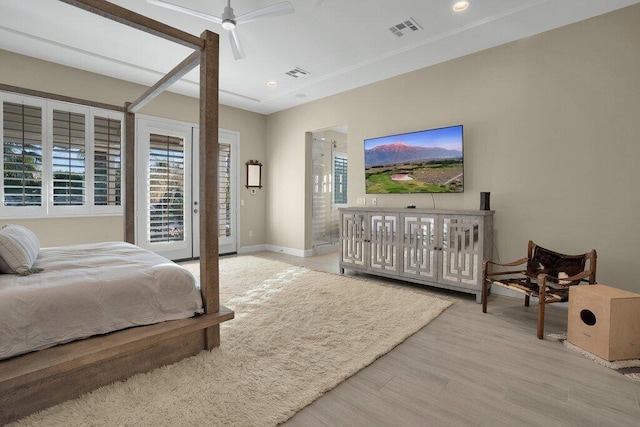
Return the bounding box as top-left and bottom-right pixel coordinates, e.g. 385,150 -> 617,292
365,126 -> 463,193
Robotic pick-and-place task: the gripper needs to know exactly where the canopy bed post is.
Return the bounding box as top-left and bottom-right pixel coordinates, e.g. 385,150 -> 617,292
124,102 -> 135,244
199,29 -> 221,349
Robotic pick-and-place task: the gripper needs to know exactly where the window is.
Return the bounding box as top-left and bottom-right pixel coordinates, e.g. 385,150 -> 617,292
0,92 -> 124,217
2,101 -> 43,208
333,154 -> 348,205
52,109 -> 86,206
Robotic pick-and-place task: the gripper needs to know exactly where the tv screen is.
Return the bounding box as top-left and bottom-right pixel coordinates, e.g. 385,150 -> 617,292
364,125 -> 463,193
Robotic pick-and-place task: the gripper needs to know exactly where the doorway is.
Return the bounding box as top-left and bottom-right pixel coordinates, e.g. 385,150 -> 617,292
192,128 -> 239,257
310,126 -> 348,254
136,117 -> 239,260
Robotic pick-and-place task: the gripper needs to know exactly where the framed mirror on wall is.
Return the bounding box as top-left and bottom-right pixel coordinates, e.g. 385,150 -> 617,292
246,160 -> 262,188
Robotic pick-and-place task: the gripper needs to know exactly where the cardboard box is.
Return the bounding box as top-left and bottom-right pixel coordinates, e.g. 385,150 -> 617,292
567,285 -> 640,361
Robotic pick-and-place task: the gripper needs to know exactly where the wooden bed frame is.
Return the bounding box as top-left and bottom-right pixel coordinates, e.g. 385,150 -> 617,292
0,1 -> 233,423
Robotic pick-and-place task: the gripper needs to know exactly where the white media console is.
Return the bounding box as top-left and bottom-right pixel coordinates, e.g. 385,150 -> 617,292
339,207 -> 494,302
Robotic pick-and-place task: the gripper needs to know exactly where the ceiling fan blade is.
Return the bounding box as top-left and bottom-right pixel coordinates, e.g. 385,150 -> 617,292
228,28 -> 246,60
236,1 -> 294,25
146,0 -> 223,25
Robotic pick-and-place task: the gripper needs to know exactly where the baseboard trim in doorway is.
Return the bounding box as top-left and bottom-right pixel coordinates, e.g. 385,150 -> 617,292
237,245 -> 314,258
265,245 -> 314,257
237,245 -> 268,254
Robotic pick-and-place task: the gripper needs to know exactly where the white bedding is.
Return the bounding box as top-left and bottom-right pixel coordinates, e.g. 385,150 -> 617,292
0,242 -> 203,360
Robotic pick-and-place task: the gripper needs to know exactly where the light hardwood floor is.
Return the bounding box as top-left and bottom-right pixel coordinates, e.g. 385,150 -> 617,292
247,251 -> 640,427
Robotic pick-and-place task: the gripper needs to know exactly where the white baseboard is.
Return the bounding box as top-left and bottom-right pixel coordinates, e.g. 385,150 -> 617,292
237,244 -> 268,254
313,244 -> 339,255
238,244 -> 330,258
265,245 -> 314,257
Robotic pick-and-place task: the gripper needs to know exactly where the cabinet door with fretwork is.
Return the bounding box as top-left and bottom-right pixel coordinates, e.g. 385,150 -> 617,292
400,213 -> 438,281
439,215 -> 483,289
368,213 -> 399,274
339,210 -> 366,268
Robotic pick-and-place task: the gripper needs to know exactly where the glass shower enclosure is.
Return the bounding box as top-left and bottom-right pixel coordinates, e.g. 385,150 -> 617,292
311,129 -> 347,253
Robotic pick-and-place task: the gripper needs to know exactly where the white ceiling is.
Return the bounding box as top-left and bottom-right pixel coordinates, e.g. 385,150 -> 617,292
1,0 -> 638,115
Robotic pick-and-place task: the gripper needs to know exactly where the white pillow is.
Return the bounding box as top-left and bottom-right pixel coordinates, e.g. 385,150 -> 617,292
0,224 -> 41,275
0,255 -> 12,273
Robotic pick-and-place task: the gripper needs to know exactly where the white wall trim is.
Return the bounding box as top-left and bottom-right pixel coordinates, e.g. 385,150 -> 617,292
237,244 -> 268,254
238,244 -> 315,257
265,245 -> 314,258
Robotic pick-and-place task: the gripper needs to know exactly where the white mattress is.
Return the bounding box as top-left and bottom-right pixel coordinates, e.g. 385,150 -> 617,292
0,242 -> 203,360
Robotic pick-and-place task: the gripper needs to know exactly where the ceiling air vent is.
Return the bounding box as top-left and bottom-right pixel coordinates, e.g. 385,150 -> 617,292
285,67 -> 310,78
389,17 -> 422,37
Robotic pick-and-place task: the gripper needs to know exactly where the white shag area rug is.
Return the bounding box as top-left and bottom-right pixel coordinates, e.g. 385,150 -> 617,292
14,256 -> 452,426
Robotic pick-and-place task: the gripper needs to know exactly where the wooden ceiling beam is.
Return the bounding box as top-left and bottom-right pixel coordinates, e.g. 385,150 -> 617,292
58,0 -> 204,50
127,50 -> 200,113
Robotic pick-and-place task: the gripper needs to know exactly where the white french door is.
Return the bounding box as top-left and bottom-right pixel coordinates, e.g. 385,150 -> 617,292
193,128 -> 239,256
136,118 -> 193,260
136,117 -> 239,260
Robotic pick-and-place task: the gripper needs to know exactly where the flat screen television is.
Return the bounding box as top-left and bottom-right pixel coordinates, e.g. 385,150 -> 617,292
364,124 -> 463,193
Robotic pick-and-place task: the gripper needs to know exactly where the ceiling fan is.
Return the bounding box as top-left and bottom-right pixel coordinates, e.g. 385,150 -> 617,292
147,0 -> 294,60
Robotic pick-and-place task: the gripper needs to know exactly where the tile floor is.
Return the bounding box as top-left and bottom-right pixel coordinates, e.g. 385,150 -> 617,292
240,250 -> 640,426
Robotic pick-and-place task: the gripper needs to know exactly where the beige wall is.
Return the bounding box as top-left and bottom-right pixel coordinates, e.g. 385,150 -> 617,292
0,49 -> 266,248
265,5 -> 640,292
3,217 -> 124,247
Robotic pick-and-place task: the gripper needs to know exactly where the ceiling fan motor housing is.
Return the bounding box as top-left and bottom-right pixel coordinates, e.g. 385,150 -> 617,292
221,6 -> 236,29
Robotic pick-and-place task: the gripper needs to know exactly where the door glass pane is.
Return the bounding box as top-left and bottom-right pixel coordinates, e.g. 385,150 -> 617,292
2,102 -> 43,206
94,116 -> 121,206
218,142 -> 231,238
149,133 -> 184,243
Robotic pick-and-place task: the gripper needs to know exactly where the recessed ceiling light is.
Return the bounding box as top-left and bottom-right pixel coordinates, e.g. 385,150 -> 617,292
453,1 -> 471,12
295,94 -> 307,98
267,81 -> 277,87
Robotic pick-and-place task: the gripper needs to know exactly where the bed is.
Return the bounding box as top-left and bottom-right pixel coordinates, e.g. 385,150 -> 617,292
0,241 -> 204,361
0,0 -> 232,423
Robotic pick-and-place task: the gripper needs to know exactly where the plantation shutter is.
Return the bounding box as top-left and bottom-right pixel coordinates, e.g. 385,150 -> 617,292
148,133 -> 185,243
52,109 -> 86,206
218,142 -> 232,238
334,155 -> 348,205
2,102 -> 43,207
93,116 -> 122,206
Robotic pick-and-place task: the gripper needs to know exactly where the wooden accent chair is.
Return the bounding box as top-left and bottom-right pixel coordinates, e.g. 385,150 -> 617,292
482,241 -> 597,339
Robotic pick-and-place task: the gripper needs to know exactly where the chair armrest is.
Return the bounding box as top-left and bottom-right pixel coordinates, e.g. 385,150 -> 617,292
537,270 -> 594,287
484,257 -> 528,268
483,257 -> 528,279
486,270 -> 528,278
